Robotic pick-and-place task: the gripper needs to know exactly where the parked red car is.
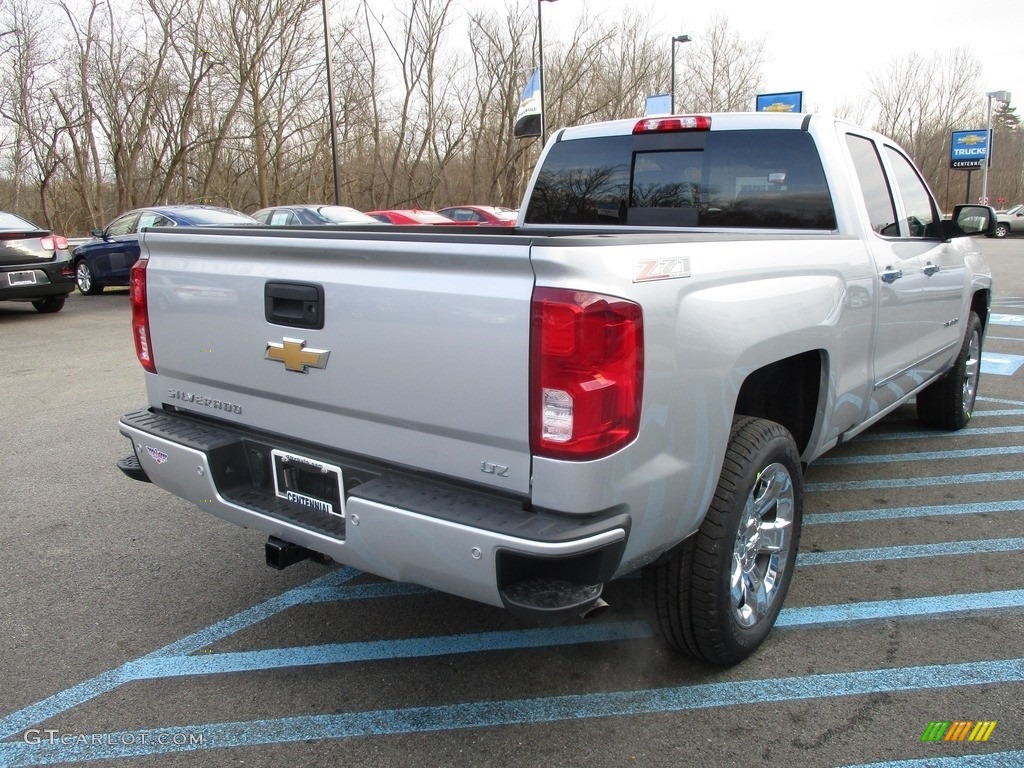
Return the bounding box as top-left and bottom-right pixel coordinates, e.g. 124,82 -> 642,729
366,209 -> 475,226
436,205 -> 518,226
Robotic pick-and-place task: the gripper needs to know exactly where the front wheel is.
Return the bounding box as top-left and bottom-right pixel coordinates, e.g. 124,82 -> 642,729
643,416 -> 803,666
994,223 -> 1009,238
917,312 -> 982,430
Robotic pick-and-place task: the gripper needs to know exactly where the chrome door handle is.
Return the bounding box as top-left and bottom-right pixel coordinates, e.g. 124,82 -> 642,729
923,262 -> 940,277
880,268 -> 903,284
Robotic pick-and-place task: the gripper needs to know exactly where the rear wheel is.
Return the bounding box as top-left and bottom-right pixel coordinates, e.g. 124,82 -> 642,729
917,311 -> 982,430
32,295 -> 66,313
75,260 -> 102,295
993,223 -> 1009,238
643,416 -> 803,666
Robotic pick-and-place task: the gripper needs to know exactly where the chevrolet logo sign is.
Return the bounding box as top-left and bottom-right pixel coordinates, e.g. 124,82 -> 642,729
265,338 -> 330,373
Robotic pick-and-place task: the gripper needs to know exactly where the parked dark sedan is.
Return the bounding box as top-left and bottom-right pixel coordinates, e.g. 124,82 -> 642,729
0,211 -> 76,313
251,204 -> 382,225
73,205 -> 258,295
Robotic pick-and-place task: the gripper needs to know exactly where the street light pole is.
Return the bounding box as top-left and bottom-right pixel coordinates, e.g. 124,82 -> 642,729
538,0 -> 557,146
980,89 -> 1011,206
670,34 -> 691,114
322,0 -> 341,205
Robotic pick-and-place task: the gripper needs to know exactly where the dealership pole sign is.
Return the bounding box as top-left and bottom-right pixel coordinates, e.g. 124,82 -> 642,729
950,129 -> 990,170
756,91 -> 802,112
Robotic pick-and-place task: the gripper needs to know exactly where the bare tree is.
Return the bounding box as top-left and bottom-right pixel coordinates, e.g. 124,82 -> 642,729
676,15 -> 766,113
870,48 -> 984,210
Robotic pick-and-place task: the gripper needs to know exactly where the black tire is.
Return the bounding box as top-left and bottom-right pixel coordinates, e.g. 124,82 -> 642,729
75,259 -> 102,295
32,295 -> 66,313
993,223 -> 1009,238
643,416 -> 803,666
917,311 -> 982,430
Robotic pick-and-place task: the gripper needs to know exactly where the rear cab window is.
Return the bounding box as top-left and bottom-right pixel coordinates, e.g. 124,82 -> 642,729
525,129 -> 836,230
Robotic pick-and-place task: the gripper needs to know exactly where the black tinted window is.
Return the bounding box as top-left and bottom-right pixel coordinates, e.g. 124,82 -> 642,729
885,147 -> 939,238
846,134 -> 898,236
525,130 -> 835,230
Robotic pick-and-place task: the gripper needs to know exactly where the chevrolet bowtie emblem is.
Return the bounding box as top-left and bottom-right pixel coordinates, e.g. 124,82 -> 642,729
265,338 -> 330,373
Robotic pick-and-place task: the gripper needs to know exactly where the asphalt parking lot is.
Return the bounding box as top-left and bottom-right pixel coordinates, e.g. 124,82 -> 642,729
1,238 -> 1023,768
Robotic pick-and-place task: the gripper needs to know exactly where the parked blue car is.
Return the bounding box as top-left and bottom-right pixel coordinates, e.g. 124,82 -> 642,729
73,205 -> 258,295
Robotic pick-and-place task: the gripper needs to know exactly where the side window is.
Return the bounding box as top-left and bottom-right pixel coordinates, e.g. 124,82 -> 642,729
137,212 -> 173,230
269,211 -> 295,226
524,136 -> 631,224
884,147 -> 939,239
845,134 -> 898,237
106,213 -> 140,237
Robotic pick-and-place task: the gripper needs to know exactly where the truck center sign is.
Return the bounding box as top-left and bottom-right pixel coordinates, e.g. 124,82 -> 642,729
950,129 -> 990,169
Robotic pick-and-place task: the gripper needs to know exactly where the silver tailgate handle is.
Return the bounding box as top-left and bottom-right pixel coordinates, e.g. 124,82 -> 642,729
923,261 -> 940,277
880,267 -> 903,284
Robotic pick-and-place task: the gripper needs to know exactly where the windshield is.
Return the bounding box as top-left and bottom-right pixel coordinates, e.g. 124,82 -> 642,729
0,211 -> 39,230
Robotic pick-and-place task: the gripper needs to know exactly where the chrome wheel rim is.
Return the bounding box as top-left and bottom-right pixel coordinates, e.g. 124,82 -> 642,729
962,329 -> 981,414
730,462 -> 795,628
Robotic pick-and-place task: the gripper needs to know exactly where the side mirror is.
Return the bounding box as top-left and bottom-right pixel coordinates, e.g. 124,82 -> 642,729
91,228 -> 104,239
948,204 -> 997,237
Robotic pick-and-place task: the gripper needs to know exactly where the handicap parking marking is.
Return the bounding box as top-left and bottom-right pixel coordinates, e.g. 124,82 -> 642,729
991,313 -> 1024,327
981,352 -> 1024,375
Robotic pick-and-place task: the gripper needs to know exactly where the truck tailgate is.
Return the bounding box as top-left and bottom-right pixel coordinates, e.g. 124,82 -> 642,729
140,227 -> 535,494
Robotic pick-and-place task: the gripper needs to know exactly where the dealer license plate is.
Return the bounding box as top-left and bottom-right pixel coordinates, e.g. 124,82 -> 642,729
271,449 -> 345,518
8,271 -> 37,286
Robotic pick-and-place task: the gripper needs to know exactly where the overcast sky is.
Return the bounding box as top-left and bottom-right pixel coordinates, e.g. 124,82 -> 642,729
473,0 -> 1023,122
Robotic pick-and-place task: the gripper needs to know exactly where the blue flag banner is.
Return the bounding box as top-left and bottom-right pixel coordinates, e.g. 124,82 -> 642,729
514,67 -> 542,139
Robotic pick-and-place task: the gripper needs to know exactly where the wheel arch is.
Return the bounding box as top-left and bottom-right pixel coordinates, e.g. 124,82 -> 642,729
734,349 -> 823,457
971,289 -> 991,336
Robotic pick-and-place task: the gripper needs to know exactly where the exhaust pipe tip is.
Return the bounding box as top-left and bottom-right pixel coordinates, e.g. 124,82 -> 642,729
580,597 -> 610,620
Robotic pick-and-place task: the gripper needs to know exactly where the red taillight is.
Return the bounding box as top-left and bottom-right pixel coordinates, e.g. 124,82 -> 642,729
39,235 -> 68,251
633,115 -> 712,134
130,259 -> 156,373
530,288 -> 643,460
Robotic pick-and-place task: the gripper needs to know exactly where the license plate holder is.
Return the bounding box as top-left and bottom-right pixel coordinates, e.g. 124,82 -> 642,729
271,449 -> 345,518
8,271 -> 37,286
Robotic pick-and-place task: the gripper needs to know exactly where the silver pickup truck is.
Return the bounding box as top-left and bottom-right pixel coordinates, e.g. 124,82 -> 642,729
118,113 -> 995,665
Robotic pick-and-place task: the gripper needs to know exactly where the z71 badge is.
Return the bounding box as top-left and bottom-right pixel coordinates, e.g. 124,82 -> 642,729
633,257 -> 690,283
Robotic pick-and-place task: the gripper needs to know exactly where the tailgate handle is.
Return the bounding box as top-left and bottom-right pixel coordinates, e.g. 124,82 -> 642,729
265,282 -> 324,329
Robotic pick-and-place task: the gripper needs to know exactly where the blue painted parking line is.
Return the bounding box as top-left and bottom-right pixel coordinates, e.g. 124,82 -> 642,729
807,470 -> 1024,492
842,753 -> 1024,768
796,537 -> 1024,566
122,622 -> 655,680
854,425 -> 1024,443
804,499 -> 1024,525
3,660 -> 1022,766
981,352 -> 1024,375
776,590 -> 1024,627
817,445 -> 1024,465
